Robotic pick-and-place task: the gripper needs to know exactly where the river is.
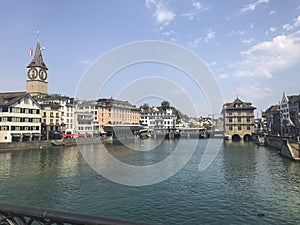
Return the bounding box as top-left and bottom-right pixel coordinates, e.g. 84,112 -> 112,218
0,139 -> 299,225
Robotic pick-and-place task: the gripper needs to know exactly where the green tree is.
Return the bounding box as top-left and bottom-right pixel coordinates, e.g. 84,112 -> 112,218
140,103 -> 150,111
161,100 -> 170,110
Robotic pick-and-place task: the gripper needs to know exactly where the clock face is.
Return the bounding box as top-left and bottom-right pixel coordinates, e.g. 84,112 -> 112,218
27,68 -> 38,80
39,69 -> 47,81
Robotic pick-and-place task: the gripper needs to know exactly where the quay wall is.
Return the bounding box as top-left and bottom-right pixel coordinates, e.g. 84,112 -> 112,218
0,137 -> 112,152
0,140 -> 54,151
266,136 -> 299,160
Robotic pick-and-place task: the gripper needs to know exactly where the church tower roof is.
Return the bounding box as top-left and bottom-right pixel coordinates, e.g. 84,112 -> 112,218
27,40 -> 48,70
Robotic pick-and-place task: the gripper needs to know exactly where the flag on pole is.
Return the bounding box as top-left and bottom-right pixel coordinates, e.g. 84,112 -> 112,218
29,48 -> 33,57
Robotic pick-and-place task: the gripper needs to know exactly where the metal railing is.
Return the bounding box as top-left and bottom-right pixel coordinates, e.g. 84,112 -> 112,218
0,203 -> 155,225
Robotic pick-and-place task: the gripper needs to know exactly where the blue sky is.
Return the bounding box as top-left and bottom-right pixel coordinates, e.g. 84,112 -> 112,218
1,0 -> 300,116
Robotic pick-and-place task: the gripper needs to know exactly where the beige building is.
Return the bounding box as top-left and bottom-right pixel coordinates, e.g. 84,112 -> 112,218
40,103 -> 62,139
0,92 -> 41,142
222,98 -> 256,141
26,39 -> 48,96
98,98 -> 140,132
35,94 -> 75,138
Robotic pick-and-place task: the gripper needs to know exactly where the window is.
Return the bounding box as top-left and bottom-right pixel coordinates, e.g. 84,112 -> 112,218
238,126 -> 242,130
2,107 -> 8,112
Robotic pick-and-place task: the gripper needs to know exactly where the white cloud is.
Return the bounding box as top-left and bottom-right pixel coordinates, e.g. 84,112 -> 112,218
242,38 -> 254,44
233,32 -> 300,78
217,73 -> 228,79
145,0 -> 176,27
190,29 -> 215,47
232,30 -> 246,36
265,27 -> 277,35
234,83 -> 273,103
283,15 -> 300,30
204,29 -> 215,42
240,0 -> 269,13
181,1 -> 208,20
192,2 -> 202,10
162,30 -> 175,36
190,37 -> 202,47
250,23 -> 255,29
208,61 -> 217,66
282,24 -> 293,30
79,60 -> 91,65
269,10 -> 276,14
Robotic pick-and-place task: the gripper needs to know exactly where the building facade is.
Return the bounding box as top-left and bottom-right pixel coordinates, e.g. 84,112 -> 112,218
265,105 -> 280,135
222,98 -> 256,141
140,108 -> 176,132
278,93 -> 300,139
98,98 -> 140,132
35,94 -> 75,136
288,95 -> 300,140
0,92 -> 41,143
75,100 -> 98,136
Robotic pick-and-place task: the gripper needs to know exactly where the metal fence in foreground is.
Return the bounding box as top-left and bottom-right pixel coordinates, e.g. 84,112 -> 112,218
0,203 -> 156,225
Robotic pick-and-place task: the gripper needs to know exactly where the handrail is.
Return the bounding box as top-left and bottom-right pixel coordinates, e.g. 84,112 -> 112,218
0,203 -> 155,225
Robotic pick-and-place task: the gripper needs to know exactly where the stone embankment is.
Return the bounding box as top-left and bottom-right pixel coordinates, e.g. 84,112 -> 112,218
0,136 -> 113,151
266,135 -> 300,161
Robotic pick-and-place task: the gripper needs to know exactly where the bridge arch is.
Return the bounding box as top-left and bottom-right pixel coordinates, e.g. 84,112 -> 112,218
232,134 -> 241,141
243,134 -> 252,141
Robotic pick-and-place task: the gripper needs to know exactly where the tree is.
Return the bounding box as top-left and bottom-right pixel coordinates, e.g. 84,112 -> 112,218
161,100 -> 170,111
140,103 -> 150,111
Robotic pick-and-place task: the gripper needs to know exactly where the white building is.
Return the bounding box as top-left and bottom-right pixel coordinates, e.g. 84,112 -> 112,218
140,108 -> 176,132
74,100 -> 98,136
0,92 -> 41,142
280,92 -> 290,124
47,94 -> 75,135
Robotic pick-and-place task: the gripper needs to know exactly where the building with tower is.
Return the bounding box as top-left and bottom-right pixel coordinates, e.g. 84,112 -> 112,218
26,37 -> 75,139
26,39 -> 48,96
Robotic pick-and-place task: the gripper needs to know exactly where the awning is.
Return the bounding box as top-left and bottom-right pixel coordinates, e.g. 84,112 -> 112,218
22,133 -> 31,137
11,133 -> 21,137
32,133 -> 42,137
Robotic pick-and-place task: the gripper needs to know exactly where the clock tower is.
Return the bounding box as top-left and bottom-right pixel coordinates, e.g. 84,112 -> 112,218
26,39 -> 48,96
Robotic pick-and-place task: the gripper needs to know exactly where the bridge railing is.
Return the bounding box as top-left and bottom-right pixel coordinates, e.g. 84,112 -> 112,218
0,203 -> 155,225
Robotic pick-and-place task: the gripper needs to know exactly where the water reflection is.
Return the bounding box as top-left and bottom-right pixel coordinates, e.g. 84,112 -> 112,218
0,152 -> 11,179
0,140 -> 300,224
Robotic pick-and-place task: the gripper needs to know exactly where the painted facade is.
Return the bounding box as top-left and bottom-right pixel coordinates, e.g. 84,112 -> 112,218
98,98 -> 140,132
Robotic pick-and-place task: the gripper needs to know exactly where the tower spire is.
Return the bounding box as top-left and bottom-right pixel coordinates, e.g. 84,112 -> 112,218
27,34 -> 48,70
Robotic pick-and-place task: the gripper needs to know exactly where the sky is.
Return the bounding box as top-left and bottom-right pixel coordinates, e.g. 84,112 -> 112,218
1,0 -> 300,116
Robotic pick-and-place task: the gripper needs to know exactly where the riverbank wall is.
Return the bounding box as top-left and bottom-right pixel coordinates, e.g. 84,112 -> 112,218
266,135 -> 300,161
0,137 -> 113,152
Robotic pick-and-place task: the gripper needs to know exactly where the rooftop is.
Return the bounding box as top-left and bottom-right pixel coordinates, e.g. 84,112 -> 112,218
223,98 -> 256,110
0,91 -> 27,106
